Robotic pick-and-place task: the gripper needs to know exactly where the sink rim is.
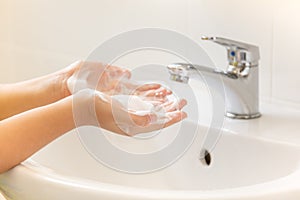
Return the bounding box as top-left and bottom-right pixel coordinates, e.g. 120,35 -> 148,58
1,158 -> 300,199
2,117 -> 300,199
22,120 -> 300,190
18,130 -> 300,193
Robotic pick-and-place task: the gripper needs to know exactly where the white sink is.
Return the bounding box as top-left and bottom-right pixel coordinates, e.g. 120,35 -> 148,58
1,115 -> 300,200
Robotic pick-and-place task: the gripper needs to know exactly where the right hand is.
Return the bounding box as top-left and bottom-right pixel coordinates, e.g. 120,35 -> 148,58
73,89 -> 187,136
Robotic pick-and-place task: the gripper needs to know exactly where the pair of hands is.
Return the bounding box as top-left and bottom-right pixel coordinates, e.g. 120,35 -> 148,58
65,61 -> 187,136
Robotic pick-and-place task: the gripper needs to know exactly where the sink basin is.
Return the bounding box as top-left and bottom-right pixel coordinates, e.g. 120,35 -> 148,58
1,118 -> 300,200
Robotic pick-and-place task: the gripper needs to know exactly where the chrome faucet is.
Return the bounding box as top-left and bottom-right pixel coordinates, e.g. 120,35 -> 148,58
167,36 -> 261,119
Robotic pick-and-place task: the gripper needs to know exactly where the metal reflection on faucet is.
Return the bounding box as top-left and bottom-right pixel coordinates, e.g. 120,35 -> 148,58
167,36 -> 261,119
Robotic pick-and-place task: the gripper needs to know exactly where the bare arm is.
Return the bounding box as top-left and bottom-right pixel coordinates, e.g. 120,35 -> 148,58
0,96 -> 74,173
0,70 -> 71,120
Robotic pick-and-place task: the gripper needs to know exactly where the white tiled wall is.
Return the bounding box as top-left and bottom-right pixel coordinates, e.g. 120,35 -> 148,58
0,0 -> 300,105
272,0 -> 300,104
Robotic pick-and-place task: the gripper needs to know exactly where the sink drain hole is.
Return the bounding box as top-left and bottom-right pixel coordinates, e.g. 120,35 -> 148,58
199,149 -> 212,166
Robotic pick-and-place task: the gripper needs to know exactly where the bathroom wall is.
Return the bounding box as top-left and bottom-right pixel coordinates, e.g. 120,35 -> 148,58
0,0 -> 299,106
0,2 -> 298,199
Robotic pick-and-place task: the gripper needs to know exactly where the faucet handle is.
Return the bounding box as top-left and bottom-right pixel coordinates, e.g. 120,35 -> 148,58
201,36 -> 260,67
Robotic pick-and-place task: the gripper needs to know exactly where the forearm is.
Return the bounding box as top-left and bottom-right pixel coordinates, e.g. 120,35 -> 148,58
0,96 -> 75,173
0,72 -> 70,120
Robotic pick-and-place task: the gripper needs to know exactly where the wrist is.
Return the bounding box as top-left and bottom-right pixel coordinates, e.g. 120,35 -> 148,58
54,60 -> 83,98
52,68 -> 73,100
72,89 -> 99,127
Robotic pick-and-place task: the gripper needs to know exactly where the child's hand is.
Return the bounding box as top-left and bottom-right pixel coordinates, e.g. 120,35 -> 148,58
73,89 -> 187,136
64,61 -> 172,101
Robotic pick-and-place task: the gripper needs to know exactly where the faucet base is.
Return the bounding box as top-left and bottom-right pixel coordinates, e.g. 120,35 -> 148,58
226,112 -> 261,120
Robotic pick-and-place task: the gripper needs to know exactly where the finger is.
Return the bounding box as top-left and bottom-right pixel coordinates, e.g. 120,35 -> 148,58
133,84 -> 173,97
166,89 -> 172,95
178,99 -> 188,110
164,111 -> 187,128
136,83 -> 161,92
123,111 -> 187,136
141,95 -> 168,103
142,87 -> 169,98
165,99 -> 187,112
101,80 -> 122,94
116,68 -> 131,79
153,87 -> 172,97
158,100 -> 174,110
155,98 -> 187,112
106,65 -> 131,79
141,100 -> 166,106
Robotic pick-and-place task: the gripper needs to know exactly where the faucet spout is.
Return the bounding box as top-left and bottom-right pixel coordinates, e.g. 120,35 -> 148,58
167,62 -> 261,120
167,36 -> 261,119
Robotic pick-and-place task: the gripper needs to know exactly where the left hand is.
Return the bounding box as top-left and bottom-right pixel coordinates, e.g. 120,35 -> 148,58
63,61 -> 172,102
